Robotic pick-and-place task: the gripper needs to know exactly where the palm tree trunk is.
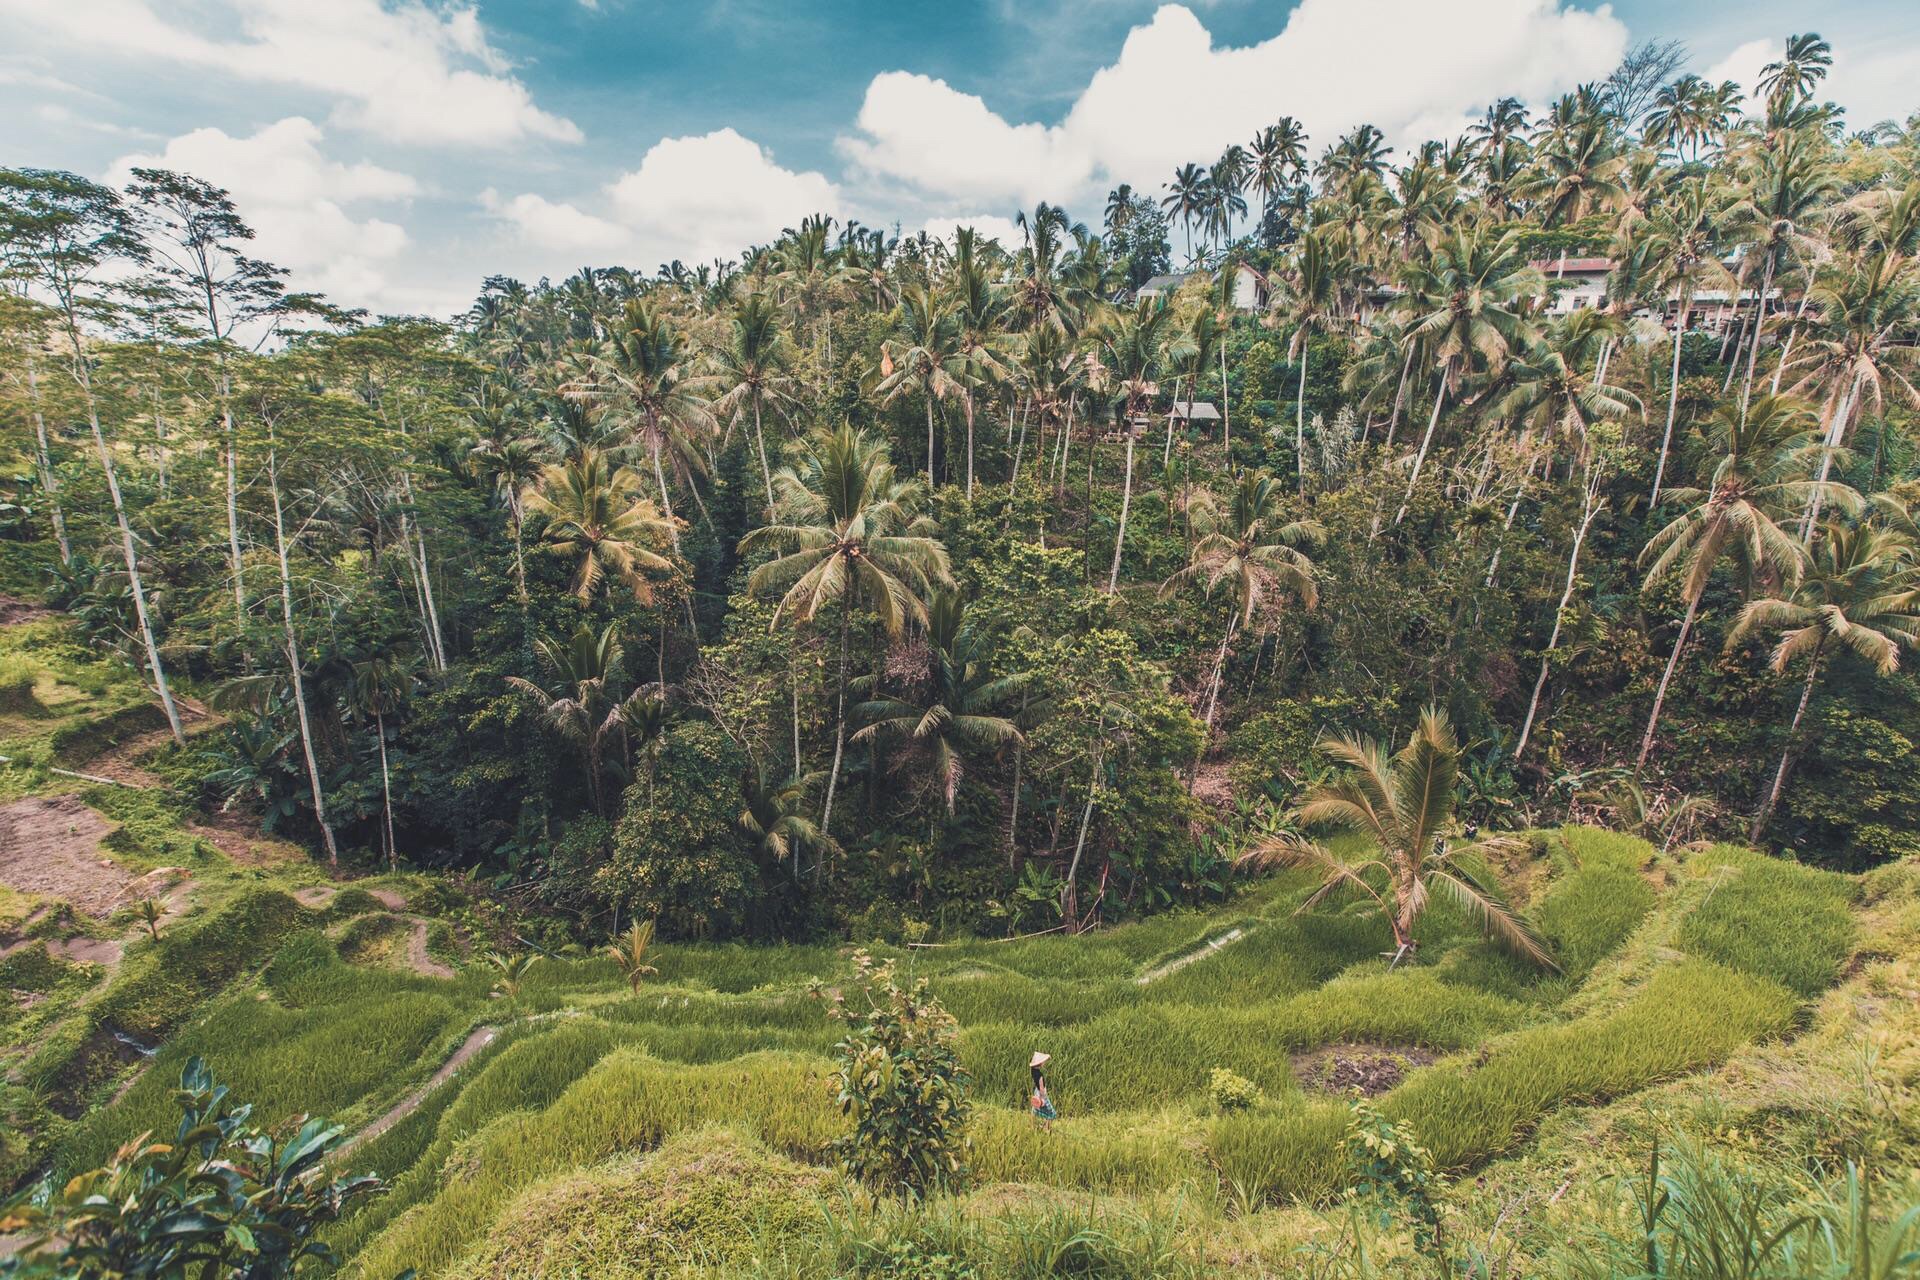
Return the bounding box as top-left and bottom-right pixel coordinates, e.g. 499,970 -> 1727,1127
1201,611 -> 1239,737
1219,339 -> 1233,466
1010,394 -> 1031,486
1515,465 -> 1600,758
23,353 -> 70,565
76,360 -> 185,746
1383,342 -> 1414,453
925,393 -> 937,488
1595,337 -> 1612,391
1106,422 -> 1136,593
1769,284 -> 1813,398
1162,375 -> 1182,468
1393,371 -> 1448,527
1637,591 -> 1701,771
376,708 -> 396,869
963,386 -> 976,499
1062,745 -> 1103,928
819,594 -> 850,848
267,434 -> 340,865
219,363 -> 245,623
650,431 -> 681,555
1802,368 -> 1863,539
1740,254 -> 1776,420
1651,293 -> 1690,505
752,398 -> 774,510
1752,644 -> 1823,842
1295,340 -> 1310,495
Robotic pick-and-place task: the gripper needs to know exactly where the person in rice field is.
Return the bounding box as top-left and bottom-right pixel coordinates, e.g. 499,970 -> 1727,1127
1029,1051 -> 1058,1131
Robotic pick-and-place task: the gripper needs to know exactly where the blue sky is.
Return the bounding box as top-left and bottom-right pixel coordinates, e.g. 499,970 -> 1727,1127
4,0 -> 1917,317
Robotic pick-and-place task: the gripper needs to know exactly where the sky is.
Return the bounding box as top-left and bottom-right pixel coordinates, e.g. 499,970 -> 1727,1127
4,0 -> 1918,320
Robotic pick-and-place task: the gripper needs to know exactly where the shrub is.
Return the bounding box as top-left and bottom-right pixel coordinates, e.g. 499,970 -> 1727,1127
0,653 -> 44,715
600,723 -> 756,939
1344,1095 -> 1444,1258
819,950 -> 971,1197
441,1127 -> 831,1280
1209,1067 -> 1262,1112
1,1057 -> 383,1279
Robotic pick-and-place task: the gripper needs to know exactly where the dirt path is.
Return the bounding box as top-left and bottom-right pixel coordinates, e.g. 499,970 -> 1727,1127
0,595 -> 54,626
338,1024 -> 499,1157
0,794 -> 127,915
404,918 -> 454,978
1135,925 -> 1250,985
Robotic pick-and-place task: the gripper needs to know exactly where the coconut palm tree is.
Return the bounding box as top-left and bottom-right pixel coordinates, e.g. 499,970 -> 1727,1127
852,589 -> 1028,814
947,228 -> 1012,497
1089,297 -> 1173,592
1104,184 -> 1135,237
875,284 -> 965,487
606,920 -> 658,992
1723,132 -> 1835,418
525,449 -> 675,604
1241,706 -> 1555,969
1645,177 -> 1734,503
1728,522 -> 1920,839
506,622 -> 652,817
739,766 -> 834,879
1273,229 -> 1340,494
740,425 -> 952,839
347,647 -> 417,870
570,299 -> 717,555
710,290 -> 799,510
1758,33 -> 1833,114
1636,395 -> 1845,768
1162,163 -> 1209,266
1393,226 -> 1539,524
1160,468 -> 1322,734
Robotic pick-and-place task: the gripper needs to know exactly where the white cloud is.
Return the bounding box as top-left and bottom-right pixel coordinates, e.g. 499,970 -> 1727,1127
918,214 -> 1024,249
108,118 -> 418,311
1,0 -> 579,147
607,128 -> 840,265
1830,37 -> 1920,131
478,129 -> 839,275
1701,38 -> 1774,105
480,189 -> 629,254
839,0 -> 1626,207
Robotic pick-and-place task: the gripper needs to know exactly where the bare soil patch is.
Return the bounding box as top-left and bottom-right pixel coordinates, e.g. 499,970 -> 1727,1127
0,795 -> 126,916
0,596 -> 54,626
47,937 -> 123,966
1292,1043 -> 1437,1096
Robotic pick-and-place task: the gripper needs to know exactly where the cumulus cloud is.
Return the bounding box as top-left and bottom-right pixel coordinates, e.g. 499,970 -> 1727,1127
108,118 -> 418,309
917,214 -> 1025,249
480,128 -> 839,273
1,0 -> 579,147
1701,38 -> 1775,106
839,0 -> 1626,206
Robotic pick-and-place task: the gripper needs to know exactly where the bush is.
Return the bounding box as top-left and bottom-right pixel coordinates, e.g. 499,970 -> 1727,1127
819,950 -> 972,1197
442,1127 -> 831,1279
1209,1067 -> 1262,1112
0,653 -> 44,715
600,724 -> 756,939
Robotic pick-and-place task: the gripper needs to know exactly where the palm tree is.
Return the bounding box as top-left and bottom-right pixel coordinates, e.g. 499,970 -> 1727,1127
487,950 -> 538,997
948,228 -> 1012,497
1645,178 -> 1734,503
1089,298 -> 1173,592
1273,230 -> 1340,494
347,647 -> 417,870
1162,163 -> 1209,265
1394,226 -> 1539,524
741,425 -> 951,839
875,283 -> 964,487
1758,33 -> 1833,114
1250,119 -> 1307,217
1724,133 -> 1835,418
710,290 -> 799,510
1104,185 -> 1135,238
606,920 -> 659,992
739,766 -> 833,878
852,589 -> 1028,814
1635,396 -> 1842,768
1728,523 -> 1920,839
1241,707 -> 1555,969
571,299 -> 717,555
506,623 -> 649,816
525,449 -> 675,604
1160,469 -> 1322,735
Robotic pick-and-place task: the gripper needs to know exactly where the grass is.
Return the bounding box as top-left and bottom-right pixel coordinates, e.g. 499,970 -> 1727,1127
1679,844 -> 1856,997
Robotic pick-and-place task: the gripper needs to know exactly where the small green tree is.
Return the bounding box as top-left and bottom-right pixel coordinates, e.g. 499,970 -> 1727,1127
606,920 -> 659,993
1344,1095 -> 1445,1261
0,1057 -> 386,1278
814,950 -> 971,1198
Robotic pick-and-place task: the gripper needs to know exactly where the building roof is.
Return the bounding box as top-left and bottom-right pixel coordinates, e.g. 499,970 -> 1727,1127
1531,257 -> 1614,274
1172,400 -> 1221,421
1138,273 -> 1192,293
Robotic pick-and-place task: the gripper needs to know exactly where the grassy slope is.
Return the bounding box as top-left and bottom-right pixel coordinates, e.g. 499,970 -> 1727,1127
1,602 -> 1897,1277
